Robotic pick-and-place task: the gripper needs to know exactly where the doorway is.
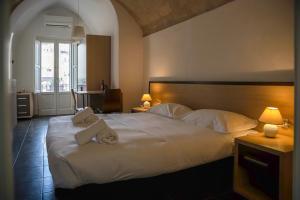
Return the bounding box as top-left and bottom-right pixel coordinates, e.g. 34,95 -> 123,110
35,39 -> 75,115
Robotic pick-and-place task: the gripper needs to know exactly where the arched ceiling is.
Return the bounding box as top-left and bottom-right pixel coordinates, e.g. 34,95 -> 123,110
10,0 -> 234,36
10,0 -> 118,35
10,0 -> 22,12
115,0 -> 234,36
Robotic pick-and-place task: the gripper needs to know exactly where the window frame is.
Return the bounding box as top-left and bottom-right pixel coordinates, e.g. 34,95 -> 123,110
34,38 -> 77,93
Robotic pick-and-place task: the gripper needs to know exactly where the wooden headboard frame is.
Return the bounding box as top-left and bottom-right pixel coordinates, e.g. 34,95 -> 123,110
149,81 -> 294,123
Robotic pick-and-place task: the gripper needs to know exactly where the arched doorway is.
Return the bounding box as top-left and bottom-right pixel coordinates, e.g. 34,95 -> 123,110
10,0 -> 119,115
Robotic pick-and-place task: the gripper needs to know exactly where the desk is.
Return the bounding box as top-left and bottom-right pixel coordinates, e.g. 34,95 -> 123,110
75,90 -> 105,108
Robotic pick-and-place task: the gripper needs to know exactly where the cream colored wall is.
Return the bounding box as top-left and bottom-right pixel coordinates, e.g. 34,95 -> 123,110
112,0 -> 144,112
12,7 -> 89,92
143,0 -> 294,89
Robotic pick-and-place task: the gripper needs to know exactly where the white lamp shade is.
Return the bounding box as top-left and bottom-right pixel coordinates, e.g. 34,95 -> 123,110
259,107 -> 283,125
72,25 -> 85,40
141,94 -> 152,102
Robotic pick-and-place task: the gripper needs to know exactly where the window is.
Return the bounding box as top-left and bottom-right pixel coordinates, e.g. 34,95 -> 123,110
35,40 -> 77,93
35,40 -> 41,93
71,43 -> 78,91
58,43 -> 71,92
41,42 -> 55,92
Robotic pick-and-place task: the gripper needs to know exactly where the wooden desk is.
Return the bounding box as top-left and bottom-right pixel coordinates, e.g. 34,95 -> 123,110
75,91 -> 104,95
75,90 -> 105,108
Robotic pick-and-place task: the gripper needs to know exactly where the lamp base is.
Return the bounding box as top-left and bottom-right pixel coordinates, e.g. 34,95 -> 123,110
143,101 -> 150,109
263,124 -> 278,138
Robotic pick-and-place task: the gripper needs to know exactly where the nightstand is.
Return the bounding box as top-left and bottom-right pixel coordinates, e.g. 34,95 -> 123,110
131,107 -> 149,113
17,92 -> 33,119
234,132 -> 293,200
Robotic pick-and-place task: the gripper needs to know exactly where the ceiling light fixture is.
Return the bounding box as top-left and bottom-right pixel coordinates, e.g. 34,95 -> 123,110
72,0 -> 85,40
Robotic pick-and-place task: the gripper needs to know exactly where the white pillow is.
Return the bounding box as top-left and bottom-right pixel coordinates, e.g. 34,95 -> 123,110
181,109 -> 258,133
147,103 -> 192,119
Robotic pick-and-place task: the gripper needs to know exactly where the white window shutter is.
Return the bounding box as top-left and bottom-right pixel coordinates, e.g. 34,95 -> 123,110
34,40 -> 41,93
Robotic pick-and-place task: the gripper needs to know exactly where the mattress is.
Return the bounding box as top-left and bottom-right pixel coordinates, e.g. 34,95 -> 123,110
46,112 -> 250,189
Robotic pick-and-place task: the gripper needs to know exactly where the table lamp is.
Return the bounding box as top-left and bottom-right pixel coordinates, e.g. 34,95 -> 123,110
259,107 -> 283,138
141,94 -> 152,109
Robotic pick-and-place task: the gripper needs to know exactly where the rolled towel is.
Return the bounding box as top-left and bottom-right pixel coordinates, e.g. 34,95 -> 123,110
96,119 -> 119,144
72,107 -> 93,124
76,113 -> 99,127
75,119 -> 101,145
83,113 -> 99,125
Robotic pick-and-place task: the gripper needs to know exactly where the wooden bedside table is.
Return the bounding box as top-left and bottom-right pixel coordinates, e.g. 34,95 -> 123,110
131,107 -> 149,113
17,92 -> 33,119
234,132 -> 293,200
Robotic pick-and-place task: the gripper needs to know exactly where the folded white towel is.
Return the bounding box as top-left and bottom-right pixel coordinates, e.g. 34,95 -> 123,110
74,119 -> 101,145
95,119 -> 119,145
84,113 -> 99,125
72,107 -> 93,124
76,113 -> 99,127
75,119 -> 118,145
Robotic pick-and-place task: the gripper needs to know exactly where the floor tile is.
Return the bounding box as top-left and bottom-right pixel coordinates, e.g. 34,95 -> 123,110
43,165 -> 52,178
43,177 -> 54,193
14,166 -> 43,184
28,126 -> 48,134
15,119 -> 31,129
15,194 -> 42,200
43,191 -> 57,200
18,149 -> 44,158
21,142 -> 44,151
44,156 -> 49,166
13,118 -> 48,199
14,178 -> 42,199
14,155 -> 43,169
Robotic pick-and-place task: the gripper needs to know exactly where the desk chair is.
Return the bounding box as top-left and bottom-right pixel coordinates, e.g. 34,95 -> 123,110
71,89 -> 84,113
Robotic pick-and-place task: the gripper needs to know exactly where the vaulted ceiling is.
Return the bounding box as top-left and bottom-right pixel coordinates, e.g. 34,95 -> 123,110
10,0 -> 234,36
10,0 -> 22,12
115,0 -> 234,36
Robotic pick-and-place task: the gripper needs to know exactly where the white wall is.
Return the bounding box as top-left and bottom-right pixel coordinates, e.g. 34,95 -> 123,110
143,0 -> 294,89
11,0 -> 119,90
10,0 -> 143,114
0,0 -> 13,199
78,41 -> 86,88
112,0 -> 144,112
12,7 -> 87,92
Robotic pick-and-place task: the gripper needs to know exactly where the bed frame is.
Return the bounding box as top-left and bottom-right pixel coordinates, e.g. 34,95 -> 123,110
55,81 -> 294,199
149,81 -> 294,132
56,157 -> 233,199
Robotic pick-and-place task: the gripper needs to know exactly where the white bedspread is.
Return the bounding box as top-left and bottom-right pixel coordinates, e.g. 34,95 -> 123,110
46,113 -> 246,188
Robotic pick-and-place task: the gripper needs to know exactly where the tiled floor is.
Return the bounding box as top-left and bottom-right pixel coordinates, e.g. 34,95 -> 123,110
12,117 -> 246,200
13,117 -> 56,200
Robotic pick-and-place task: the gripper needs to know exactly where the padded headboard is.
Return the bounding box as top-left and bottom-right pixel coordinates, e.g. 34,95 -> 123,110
149,81 -> 294,123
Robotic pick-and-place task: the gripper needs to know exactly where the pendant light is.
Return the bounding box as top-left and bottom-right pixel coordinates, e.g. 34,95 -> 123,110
72,0 -> 85,40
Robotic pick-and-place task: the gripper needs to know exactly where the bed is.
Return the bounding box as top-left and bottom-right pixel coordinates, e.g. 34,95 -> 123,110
47,112 -> 251,189
47,81 -> 294,198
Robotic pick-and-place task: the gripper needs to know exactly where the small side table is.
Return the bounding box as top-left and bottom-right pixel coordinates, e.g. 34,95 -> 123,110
234,132 -> 293,200
131,107 -> 149,113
